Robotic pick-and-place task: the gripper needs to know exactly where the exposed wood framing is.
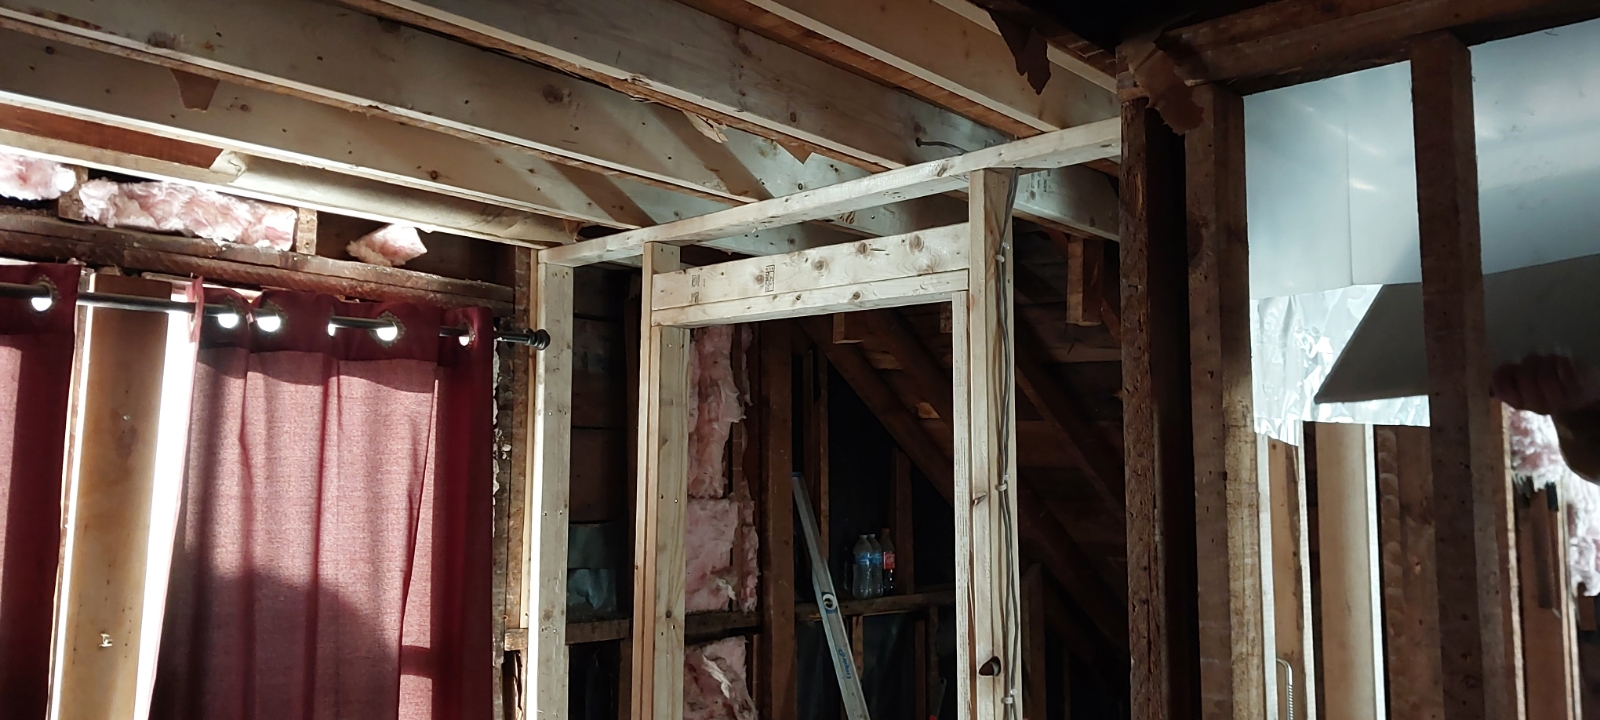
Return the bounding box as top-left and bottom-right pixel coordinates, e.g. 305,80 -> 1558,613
650,226 -> 971,326
928,0 -> 1117,87
1411,32 -> 1523,720
1139,0 -> 1600,91
1054,233 -> 1104,327
1012,329 -> 1125,511
51,274 -> 172,720
1185,83 -> 1271,720
0,215 -> 513,313
1518,485 -> 1579,720
1266,436 -> 1316,720
757,325 -> 797,720
674,0 -> 1117,137
1022,566 -> 1049,718
541,119 -> 1120,266
953,168 -> 1025,720
1120,90 -> 1200,720
1375,425 -> 1446,719
1313,423 -> 1384,720
631,243 -> 691,720
0,107 -> 568,246
524,259 -> 574,719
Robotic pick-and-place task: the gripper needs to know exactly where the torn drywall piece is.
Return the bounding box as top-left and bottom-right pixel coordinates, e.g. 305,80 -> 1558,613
685,638 -> 756,720
688,325 -> 744,499
76,179 -> 296,250
685,498 -> 739,613
0,149 -> 76,201
346,224 -> 428,267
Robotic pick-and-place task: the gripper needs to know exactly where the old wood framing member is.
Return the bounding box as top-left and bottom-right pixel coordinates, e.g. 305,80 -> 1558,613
523,119 -> 1118,720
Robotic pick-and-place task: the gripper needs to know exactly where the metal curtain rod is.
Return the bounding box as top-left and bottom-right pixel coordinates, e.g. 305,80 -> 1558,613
0,280 -> 550,348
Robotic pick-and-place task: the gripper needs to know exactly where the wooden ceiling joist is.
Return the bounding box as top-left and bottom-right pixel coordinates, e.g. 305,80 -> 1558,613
0,112 -> 569,246
0,32 -> 860,257
334,0 -> 1120,235
675,0 -> 1117,137
543,118 -> 1120,266
0,0 -> 975,244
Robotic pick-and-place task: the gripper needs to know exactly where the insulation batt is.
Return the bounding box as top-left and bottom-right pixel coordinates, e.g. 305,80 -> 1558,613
684,638 -> 756,720
688,326 -> 744,500
0,150 -> 76,201
346,224 -> 429,267
77,179 -> 295,250
685,498 -> 739,613
1510,409 -> 1600,596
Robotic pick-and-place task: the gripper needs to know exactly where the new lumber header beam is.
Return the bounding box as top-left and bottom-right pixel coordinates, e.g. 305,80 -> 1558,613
542,119 -> 1120,267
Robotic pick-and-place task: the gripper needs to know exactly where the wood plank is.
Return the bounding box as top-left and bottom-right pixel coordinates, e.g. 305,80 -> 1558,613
1312,423 -> 1385,720
757,323 -> 797,720
956,168 -> 1025,720
1411,32 -> 1523,720
1057,234 -> 1103,327
630,243 -> 691,720
51,274 -> 173,720
1266,437 -> 1317,720
796,589 -> 958,621
524,259 -> 574,720
677,0 -> 1117,136
1375,425 -> 1446,720
1149,0 -> 1600,91
0,113 -> 568,246
1022,566 -> 1048,719
540,118 -> 1121,266
1120,89 -> 1200,720
653,271 -> 967,327
651,226 -> 968,311
1185,82 -> 1271,720
0,215 -> 512,312
1519,485 -> 1579,720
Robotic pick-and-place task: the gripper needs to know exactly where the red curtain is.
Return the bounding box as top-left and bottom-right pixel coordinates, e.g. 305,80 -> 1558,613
154,289 -> 494,720
0,263 -> 79,718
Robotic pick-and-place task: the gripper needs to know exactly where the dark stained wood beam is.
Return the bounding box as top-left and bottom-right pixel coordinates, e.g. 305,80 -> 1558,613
756,324 -> 797,720
1410,31 -> 1521,719
796,315 -> 1128,653
1119,86 -> 1200,720
1137,0 -> 1600,93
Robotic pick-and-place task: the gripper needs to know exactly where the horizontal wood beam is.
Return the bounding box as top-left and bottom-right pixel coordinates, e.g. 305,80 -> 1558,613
0,214 -> 514,312
1141,0 -> 1600,91
796,589 -> 958,621
677,0 -> 1117,136
340,0 -> 1121,236
0,112 -> 569,246
654,272 -> 965,326
543,119 -> 1120,266
0,0 -> 984,242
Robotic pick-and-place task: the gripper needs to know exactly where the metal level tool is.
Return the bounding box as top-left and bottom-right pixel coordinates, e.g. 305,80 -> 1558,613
791,472 -> 872,720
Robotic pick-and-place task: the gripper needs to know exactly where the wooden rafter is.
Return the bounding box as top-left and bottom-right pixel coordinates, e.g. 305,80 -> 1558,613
1013,328 -> 1126,510
543,119 -> 1120,266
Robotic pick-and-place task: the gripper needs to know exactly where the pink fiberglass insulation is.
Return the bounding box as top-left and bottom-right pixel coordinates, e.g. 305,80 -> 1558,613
688,325 -> 744,500
736,521 -> 758,613
1510,409 -> 1600,595
347,224 -> 429,267
77,179 -> 295,250
685,498 -> 739,613
684,638 -> 756,720
0,150 -> 75,201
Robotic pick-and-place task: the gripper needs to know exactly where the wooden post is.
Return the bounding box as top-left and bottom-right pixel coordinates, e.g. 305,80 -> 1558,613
1266,436 -> 1317,720
1518,485 -> 1579,720
51,274 -> 174,720
953,168 -> 1025,720
1022,566 -> 1048,720
758,324 -> 797,720
1186,82 -> 1272,719
1120,90 -> 1199,720
632,243 -> 691,720
1376,425 -> 1446,719
1410,31 -> 1523,720
1312,423 -> 1384,720
526,258 -> 575,720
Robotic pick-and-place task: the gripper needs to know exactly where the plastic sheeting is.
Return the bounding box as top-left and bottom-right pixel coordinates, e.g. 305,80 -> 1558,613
1509,410 -> 1600,597
1251,285 -> 1429,442
347,224 -> 428,267
1245,18 -> 1600,299
0,150 -> 75,201
685,638 -> 756,720
77,179 -> 296,250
